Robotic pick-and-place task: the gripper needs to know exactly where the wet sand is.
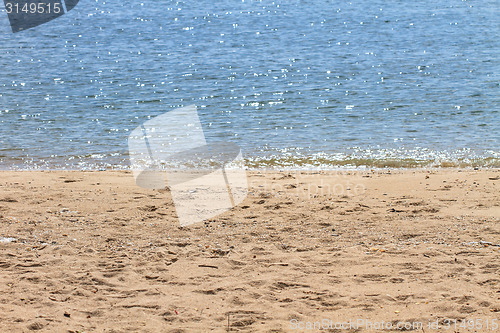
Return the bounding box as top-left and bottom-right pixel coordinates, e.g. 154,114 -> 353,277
0,169 -> 499,332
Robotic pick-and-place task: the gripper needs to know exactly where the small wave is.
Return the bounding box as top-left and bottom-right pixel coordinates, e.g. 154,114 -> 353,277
0,148 -> 498,170
244,156 -> 500,169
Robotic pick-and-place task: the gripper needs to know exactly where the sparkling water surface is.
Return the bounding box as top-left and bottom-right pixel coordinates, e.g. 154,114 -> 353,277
0,0 -> 498,169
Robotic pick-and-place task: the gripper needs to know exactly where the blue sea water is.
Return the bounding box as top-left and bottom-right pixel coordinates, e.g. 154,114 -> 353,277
0,0 -> 498,169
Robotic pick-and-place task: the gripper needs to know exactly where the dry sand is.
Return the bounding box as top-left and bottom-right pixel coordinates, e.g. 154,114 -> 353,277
0,169 -> 499,332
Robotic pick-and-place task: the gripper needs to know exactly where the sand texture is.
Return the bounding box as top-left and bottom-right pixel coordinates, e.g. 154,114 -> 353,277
0,169 -> 499,332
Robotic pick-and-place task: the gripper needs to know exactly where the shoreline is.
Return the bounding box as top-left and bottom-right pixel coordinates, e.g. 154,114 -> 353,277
1,169 -> 499,331
0,164 -> 499,172
1,154 -> 499,171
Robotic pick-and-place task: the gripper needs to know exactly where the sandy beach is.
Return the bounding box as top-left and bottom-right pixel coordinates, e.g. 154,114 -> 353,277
0,169 -> 499,332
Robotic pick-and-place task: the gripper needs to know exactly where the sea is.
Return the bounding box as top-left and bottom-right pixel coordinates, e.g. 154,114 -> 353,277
0,0 -> 498,169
